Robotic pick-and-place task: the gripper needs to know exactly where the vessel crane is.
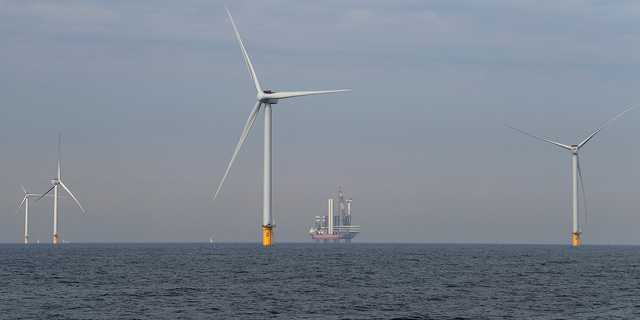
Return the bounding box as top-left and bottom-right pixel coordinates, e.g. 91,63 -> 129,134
339,186 -> 347,226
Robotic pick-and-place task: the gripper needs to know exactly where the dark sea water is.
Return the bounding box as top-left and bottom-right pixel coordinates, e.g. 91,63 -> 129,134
2,243 -> 640,319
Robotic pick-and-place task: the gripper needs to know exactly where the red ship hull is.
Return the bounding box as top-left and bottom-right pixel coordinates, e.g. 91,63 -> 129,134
310,234 -> 356,240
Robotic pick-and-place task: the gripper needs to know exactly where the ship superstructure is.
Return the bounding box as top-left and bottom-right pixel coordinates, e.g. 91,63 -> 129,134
309,187 -> 360,243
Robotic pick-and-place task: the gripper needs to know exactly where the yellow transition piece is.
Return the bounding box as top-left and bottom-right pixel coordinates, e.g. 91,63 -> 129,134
53,235 -> 58,244
573,233 -> 580,246
263,226 -> 273,246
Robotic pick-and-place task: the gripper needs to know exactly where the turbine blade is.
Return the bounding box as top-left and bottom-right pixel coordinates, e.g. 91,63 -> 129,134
578,104 -> 639,149
577,156 -> 587,225
14,173 -> 26,194
58,133 -> 61,180
28,194 -> 61,198
226,5 -> 262,95
264,89 -> 351,100
14,197 -> 27,218
59,181 -> 85,212
35,185 -> 55,202
503,123 -> 572,150
213,100 -> 263,202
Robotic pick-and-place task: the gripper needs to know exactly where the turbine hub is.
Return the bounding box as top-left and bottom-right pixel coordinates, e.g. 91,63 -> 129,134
52,179 -> 60,185
571,145 -> 578,153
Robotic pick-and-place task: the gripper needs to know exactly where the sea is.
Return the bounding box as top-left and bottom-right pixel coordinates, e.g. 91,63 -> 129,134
1,243 -> 640,320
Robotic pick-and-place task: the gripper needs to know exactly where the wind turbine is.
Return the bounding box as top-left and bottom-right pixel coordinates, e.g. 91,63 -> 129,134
505,105 -> 637,246
36,134 -> 85,244
213,6 -> 350,246
13,183 -> 56,244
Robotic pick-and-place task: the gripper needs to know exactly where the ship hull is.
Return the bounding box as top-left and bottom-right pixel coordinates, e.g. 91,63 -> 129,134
310,234 -> 356,240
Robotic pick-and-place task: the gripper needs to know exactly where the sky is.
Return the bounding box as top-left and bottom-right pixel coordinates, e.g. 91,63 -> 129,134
1,0 -> 640,245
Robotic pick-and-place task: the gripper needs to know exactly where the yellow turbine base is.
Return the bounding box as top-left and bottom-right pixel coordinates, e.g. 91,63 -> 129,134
25,237 -> 28,244
573,233 -> 580,246
53,235 -> 58,244
263,226 -> 273,246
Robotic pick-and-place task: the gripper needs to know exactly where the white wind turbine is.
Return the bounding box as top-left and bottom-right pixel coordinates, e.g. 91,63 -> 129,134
213,6 -> 350,246
36,134 -> 85,244
505,105 -> 637,246
13,181 -> 58,244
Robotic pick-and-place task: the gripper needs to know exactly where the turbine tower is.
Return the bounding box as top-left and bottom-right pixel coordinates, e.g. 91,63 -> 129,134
37,134 -> 85,244
505,105 -> 637,246
213,6 -> 350,246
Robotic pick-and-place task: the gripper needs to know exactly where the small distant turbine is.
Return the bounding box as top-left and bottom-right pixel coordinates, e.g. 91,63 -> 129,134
13,182 -> 57,244
213,6 -> 350,246
36,134 -> 85,244
505,105 -> 637,246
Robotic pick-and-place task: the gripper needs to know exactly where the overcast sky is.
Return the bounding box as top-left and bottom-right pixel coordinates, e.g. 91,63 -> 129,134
1,0 -> 639,245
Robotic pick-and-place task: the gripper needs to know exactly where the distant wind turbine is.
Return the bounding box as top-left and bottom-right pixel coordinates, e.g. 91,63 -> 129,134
505,105 -> 637,246
213,6 -> 350,246
36,134 -> 85,244
13,180 -> 58,244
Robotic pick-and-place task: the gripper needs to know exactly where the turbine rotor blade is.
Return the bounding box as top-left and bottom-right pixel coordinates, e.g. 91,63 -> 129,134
59,181 -> 85,212
35,185 -> 55,202
577,156 -> 587,225
28,194 -> 61,198
264,89 -> 351,100
226,5 -> 262,95
58,133 -> 61,180
14,197 -> 27,218
14,173 -> 26,194
503,123 -> 572,150
213,100 -> 263,202
578,104 -> 639,149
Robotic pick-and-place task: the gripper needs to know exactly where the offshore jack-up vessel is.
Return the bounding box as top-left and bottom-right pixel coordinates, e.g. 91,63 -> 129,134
309,187 -> 360,243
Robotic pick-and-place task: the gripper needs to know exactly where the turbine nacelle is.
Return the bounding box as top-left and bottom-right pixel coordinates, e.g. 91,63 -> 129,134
51,178 -> 60,185
571,145 -> 578,154
258,90 -> 279,104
